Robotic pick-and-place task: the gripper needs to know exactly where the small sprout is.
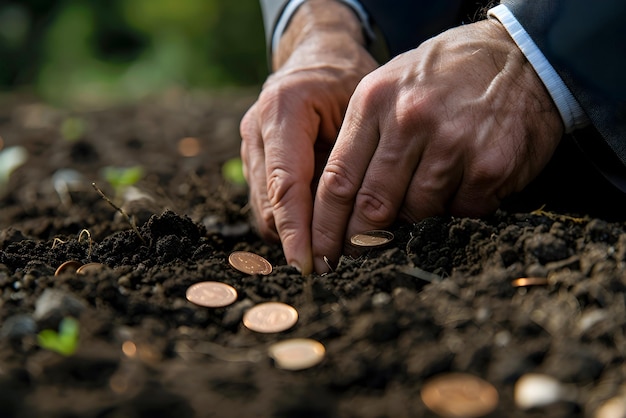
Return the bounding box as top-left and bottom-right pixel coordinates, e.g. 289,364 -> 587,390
78,229 -> 92,257
102,165 -> 144,195
52,169 -> 87,207
51,237 -> 67,249
0,146 -> 28,190
60,116 -> 87,142
222,157 -> 246,186
37,317 -> 79,356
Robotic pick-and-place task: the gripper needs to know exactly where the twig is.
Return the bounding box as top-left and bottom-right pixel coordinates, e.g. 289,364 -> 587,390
91,182 -> 146,244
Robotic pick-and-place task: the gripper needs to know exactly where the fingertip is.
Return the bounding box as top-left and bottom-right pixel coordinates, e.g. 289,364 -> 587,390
285,243 -> 313,275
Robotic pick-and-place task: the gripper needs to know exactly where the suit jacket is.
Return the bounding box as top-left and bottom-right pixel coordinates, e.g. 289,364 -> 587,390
260,0 -> 626,178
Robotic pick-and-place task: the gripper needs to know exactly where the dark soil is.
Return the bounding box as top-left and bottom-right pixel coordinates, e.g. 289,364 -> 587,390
1,90 -> 625,418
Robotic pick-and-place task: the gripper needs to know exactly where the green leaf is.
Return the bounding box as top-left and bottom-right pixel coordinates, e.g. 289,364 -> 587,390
102,165 -> 144,190
221,157 -> 246,186
37,317 -> 79,356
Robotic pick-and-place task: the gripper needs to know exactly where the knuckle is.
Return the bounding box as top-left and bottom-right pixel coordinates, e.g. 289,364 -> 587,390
468,161 -> 505,186
266,167 -> 296,207
354,188 -> 396,226
352,71 -> 389,108
319,162 -> 358,204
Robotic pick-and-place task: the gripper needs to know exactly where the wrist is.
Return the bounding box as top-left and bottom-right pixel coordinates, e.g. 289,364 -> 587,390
274,0 -> 365,69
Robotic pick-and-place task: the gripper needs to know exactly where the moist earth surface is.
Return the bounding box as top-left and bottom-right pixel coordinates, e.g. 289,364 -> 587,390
0,91 -> 625,418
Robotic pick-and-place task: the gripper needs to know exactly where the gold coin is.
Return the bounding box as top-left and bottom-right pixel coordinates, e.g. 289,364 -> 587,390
268,338 -> 325,371
350,230 -> 394,247
421,373 -> 499,418
243,302 -> 298,333
76,262 -> 107,275
511,277 -> 549,287
228,251 -> 272,275
186,281 -> 238,308
54,260 -> 83,276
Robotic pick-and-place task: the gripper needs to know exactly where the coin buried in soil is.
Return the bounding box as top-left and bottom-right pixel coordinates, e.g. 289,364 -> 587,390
421,373 -> 499,418
268,338 -> 325,371
350,230 -> 394,247
243,302 -> 298,333
76,262 -> 107,275
511,277 -> 549,287
228,251 -> 272,275
186,281 -> 238,308
54,260 -> 83,276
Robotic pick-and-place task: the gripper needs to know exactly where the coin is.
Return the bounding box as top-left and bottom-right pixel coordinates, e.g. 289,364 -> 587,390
228,251 -> 272,275
76,262 -> 107,275
268,338 -> 325,371
243,302 -> 298,333
186,281 -> 238,308
421,373 -> 499,418
350,230 -> 394,247
511,277 -> 549,287
54,260 -> 83,276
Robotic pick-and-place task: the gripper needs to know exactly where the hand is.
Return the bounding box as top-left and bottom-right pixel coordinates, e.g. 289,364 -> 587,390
311,19 -> 565,273
239,0 -> 378,274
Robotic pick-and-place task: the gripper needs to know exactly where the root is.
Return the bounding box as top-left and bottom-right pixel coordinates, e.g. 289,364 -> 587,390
530,204 -> 587,224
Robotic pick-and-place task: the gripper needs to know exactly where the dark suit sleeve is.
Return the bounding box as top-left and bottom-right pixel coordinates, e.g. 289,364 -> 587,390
259,0 -> 490,62
357,0 -> 487,57
502,0 -> 626,167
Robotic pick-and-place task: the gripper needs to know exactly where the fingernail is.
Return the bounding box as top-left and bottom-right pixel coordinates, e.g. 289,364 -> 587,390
289,261 -> 302,274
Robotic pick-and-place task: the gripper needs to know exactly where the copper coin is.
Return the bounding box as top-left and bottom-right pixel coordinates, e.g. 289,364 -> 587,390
243,302 -> 298,333
76,262 -> 107,275
511,277 -> 549,287
228,251 -> 272,275
268,338 -> 325,371
54,260 -> 83,276
421,373 -> 499,418
350,230 -> 394,247
185,281 -> 238,308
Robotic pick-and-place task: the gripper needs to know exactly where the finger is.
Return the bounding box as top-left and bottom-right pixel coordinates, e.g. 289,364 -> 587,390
399,142 -> 464,222
312,102 -> 380,273
447,158 -> 504,217
240,105 -> 279,242
261,94 -> 318,274
343,123 -> 422,242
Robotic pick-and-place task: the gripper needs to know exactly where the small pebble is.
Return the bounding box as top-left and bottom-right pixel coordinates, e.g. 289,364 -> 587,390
515,373 -> 574,409
0,314 -> 37,340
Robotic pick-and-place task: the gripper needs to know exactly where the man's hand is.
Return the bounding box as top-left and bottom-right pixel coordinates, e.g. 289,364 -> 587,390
311,19 -> 565,273
240,0 -> 378,274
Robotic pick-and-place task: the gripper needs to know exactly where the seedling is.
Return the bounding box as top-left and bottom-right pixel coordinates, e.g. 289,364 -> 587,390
50,229 -> 93,257
221,157 -> 246,186
101,165 -> 144,198
78,228 -> 93,258
0,146 -> 28,191
37,317 -> 79,356
60,116 -> 87,142
52,168 -> 87,207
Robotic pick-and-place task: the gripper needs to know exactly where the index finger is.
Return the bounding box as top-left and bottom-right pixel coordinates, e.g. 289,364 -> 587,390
261,92 -> 319,274
311,98 -> 380,273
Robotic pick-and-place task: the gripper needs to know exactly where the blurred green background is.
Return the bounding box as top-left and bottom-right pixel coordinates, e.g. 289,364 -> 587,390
0,0 -> 267,106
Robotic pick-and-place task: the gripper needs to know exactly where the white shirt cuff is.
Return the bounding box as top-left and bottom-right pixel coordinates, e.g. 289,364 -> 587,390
271,0 -> 375,58
488,4 -> 589,133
